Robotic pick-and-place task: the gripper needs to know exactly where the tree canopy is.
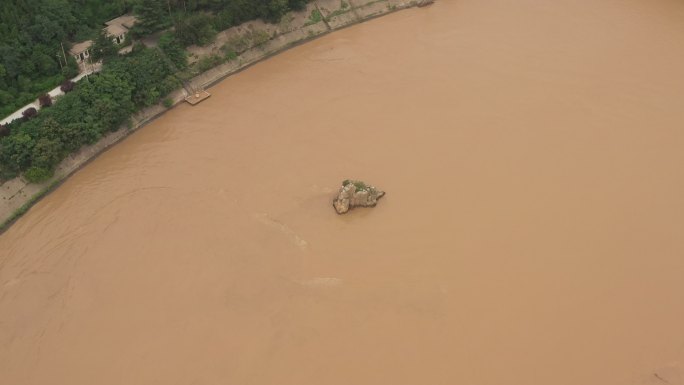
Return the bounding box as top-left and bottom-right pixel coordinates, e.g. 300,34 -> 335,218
0,0 -> 312,181
0,46 -> 174,182
0,0 -> 133,118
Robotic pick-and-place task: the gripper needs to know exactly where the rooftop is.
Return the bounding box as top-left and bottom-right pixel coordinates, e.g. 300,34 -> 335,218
105,23 -> 128,37
69,40 -> 93,55
105,15 -> 138,29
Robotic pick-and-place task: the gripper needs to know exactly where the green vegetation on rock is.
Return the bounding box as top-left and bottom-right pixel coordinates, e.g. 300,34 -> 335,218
343,179 -> 369,192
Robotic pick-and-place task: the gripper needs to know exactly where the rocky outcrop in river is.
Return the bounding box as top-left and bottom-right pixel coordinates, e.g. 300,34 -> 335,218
333,180 -> 385,214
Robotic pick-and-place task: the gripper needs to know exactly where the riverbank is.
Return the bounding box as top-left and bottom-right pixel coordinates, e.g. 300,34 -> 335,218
0,0 -> 430,233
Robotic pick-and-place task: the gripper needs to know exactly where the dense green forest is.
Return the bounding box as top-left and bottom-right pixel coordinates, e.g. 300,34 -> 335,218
0,0 -> 310,182
0,0 -> 308,119
1,46 -> 178,182
0,0 -> 134,118
133,0 -> 309,42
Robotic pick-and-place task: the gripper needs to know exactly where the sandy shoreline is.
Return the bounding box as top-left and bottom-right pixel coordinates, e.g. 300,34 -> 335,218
0,0 -> 428,233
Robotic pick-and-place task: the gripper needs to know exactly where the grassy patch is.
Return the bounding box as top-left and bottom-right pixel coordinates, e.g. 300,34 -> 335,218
222,29 -> 272,55
305,9 -> 323,26
250,30 -> 272,48
223,49 -> 238,61
24,167 -> 53,183
278,13 -> 296,31
197,54 -> 225,72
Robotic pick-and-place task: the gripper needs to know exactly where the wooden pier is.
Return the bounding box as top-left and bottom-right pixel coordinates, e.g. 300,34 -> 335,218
185,90 -> 211,105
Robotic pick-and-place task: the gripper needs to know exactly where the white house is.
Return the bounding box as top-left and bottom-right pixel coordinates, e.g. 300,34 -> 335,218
104,15 -> 138,45
105,23 -> 128,45
69,15 -> 138,66
69,40 -> 93,64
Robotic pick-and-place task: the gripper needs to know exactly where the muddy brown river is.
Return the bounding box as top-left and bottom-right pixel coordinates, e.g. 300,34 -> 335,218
3,1 -> 684,384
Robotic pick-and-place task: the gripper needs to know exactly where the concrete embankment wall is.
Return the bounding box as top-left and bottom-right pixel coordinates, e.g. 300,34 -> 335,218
0,0 -> 428,231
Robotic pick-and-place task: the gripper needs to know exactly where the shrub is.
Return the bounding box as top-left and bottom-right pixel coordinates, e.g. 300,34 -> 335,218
163,97 -> 174,108
343,179 -> 369,191
62,57 -> 80,79
197,54 -> 224,72
0,132 -> 35,171
31,75 -> 63,94
121,33 -> 132,47
224,49 -> 238,61
91,29 -> 119,62
31,138 -> 63,170
39,94 -> 52,107
159,33 -> 188,69
174,13 -> 218,47
0,124 -> 9,137
22,107 -> 38,120
214,10 -> 237,30
107,47 -> 175,107
289,0 -> 309,11
131,41 -> 147,53
223,35 -> 251,54
24,166 -> 53,183
251,30 -> 271,47
159,75 -> 182,96
60,80 -> 75,93
0,167 -> 17,182
259,0 -> 289,23
134,0 -> 171,35
305,9 -> 323,25
223,30 -> 272,55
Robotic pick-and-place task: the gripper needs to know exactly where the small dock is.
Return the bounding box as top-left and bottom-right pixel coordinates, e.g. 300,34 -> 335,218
185,90 -> 211,105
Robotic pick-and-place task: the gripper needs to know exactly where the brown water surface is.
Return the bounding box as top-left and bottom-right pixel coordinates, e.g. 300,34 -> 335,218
3,1 -> 684,384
